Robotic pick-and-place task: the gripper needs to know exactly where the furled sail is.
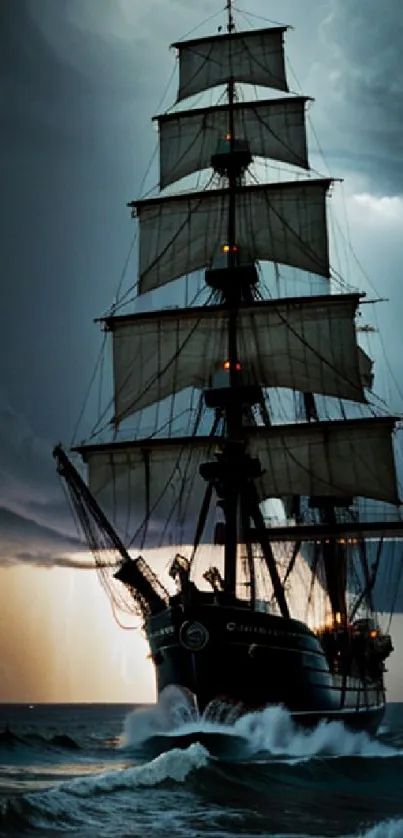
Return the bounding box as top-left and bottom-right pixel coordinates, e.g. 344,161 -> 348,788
156,97 -> 309,188
173,27 -> 288,101
106,294 -> 372,422
76,417 -> 400,546
131,179 -> 332,294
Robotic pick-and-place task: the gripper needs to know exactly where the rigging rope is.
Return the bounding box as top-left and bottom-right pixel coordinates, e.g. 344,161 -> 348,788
70,332 -> 107,447
232,6 -> 287,27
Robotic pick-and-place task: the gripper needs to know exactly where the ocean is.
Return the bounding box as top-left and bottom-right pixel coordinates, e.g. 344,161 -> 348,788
0,694 -> 402,838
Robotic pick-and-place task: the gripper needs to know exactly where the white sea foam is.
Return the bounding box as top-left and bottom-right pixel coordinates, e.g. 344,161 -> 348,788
356,821 -> 403,838
64,741 -> 208,796
233,705 -> 397,759
122,684 -> 198,746
15,744 -> 207,816
6,743 -> 209,832
70,743 -> 209,797
123,686 -> 399,760
268,824 -> 403,838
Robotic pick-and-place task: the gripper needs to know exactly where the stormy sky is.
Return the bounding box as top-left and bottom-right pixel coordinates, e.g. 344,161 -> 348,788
1,0 -> 403,700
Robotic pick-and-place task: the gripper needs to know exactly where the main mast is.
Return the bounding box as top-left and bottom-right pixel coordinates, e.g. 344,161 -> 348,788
223,0 -> 240,594
226,0 -> 237,379
226,0 -> 236,281
206,0 -> 288,614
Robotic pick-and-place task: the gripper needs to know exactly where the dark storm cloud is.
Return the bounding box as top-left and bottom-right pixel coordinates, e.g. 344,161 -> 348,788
0,387 -> 89,566
316,0 -> 403,193
0,0 -> 221,570
0,507 -> 91,569
1,0 -> 148,444
0,0 -> 144,568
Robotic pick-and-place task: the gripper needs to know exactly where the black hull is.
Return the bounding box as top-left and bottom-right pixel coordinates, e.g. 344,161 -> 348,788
146,600 -> 385,736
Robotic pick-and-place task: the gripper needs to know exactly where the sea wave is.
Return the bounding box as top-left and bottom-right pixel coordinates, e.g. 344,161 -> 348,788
0,743 -> 209,833
122,687 -> 400,762
267,826 -> 403,838
59,741 -> 208,795
1,696 -> 402,837
1,744 -> 402,837
0,727 -> 80,753
356,822 -> 403,838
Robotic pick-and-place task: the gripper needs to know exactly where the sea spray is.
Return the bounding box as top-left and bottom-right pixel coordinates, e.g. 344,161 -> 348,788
122,686 -> 399,760
232,705 -> 397,759
356,821 -> 403,838
122,685 -> 198,746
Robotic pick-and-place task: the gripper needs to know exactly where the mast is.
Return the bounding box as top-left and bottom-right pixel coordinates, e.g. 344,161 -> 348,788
220,1 -> 288,612
222,0 -> 240,595
226,0 -> 236,276
225,0 -> 239,419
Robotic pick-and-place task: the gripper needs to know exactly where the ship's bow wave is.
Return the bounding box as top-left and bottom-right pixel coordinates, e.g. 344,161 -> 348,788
122,686 -> 399,763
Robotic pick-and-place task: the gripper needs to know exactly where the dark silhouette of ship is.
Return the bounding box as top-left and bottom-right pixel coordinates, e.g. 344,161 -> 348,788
54,0 -> 402,734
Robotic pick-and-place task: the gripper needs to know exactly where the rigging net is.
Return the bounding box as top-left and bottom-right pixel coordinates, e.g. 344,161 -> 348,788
54,445 -> 169,621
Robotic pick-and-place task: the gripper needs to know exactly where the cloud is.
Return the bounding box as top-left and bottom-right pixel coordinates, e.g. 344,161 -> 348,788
0,389 -> 67,519
0,505 -> 94,570
312,0 -> 403,193
25,0 -> 220,98
0,389 -> 90,568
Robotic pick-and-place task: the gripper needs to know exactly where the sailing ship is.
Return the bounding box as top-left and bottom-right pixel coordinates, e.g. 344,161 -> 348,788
54,1 -> 402,734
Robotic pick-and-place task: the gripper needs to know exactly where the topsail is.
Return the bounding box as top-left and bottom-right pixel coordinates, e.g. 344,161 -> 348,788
173,27 -> 289,101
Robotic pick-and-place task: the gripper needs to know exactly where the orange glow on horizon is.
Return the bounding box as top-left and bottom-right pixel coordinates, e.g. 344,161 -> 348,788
0,564 -> 155,704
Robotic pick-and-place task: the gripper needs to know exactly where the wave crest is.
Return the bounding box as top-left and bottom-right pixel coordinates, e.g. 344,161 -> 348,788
0,742 -> 209,832
0,726 -> 80,753
122,687 -> 398,761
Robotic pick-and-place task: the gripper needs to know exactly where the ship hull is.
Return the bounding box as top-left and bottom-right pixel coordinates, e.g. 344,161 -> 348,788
146,601 -> 385,735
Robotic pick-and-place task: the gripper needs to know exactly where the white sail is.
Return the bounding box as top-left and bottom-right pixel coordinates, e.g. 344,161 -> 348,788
108,294 -> 372,421
251,418 -> 399,505
156,97 -> 309,188
133,180 -> 332,294
79,418 -> 399,538
173,28 -> 288,101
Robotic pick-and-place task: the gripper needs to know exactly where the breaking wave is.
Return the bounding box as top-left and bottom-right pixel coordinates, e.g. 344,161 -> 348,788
122,686 -> 399,760
1,692 -> 402,837
356,823 -> 403,838
0,744 -> 209,832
